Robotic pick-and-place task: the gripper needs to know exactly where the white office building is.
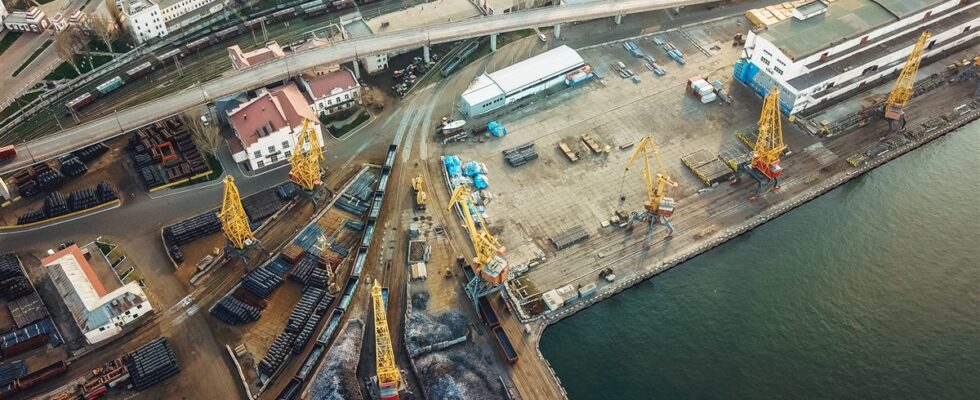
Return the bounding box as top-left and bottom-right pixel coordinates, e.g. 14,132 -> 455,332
158,0 -> 225,31
460,45 -> 586,117
733,0 -> 979,115
299,68 -> 361,116
44,245 -> 153,345
120,0 -> 168,43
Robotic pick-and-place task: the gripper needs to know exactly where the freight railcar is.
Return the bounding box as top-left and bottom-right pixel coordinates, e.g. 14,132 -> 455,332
124,61 -> 154,80
66,92 -> 96,112
331,0 -> 354,10
155,48 -> 185,64
245,16 -> 267,30
185,36 -> 213,52
96,76 -> 124,96
271,8 -> 296,22
214,26 -> 242,41
300,2 -> 328,17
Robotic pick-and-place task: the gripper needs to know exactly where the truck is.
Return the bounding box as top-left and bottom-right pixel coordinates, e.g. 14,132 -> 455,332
0,145 -> 16,162
492,326 -> 518,363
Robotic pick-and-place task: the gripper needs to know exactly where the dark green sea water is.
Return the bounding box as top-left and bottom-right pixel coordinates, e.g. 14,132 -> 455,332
540,122 -> 980,400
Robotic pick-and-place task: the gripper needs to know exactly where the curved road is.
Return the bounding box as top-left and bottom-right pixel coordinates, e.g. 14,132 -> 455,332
1,0 -> 714,174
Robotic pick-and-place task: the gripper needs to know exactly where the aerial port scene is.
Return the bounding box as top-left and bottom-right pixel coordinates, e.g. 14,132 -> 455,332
0,0 -> 977,399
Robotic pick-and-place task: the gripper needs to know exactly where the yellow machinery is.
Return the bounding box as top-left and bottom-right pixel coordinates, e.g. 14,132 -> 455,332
372,280 -> 399,400
412,175 -> 426,210
625,135 -> 677,235
884,31 -> 930,125
288,119 -> 324,191
217,176 -> 255,249
447,185 -> 508,306
751,87 -> 787,182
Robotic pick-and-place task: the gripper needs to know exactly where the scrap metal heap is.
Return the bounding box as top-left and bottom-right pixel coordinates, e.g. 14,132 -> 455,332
884,31 -> 931,129
217,176 -> 255,249
447,185 -> 508,308
289,119 -> 324,192
372,280 -> 400,400
625,135 -> 678,236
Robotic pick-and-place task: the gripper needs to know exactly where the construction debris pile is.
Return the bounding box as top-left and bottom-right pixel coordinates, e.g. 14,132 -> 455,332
16,181 -> 118,225
309,320 -> 365,400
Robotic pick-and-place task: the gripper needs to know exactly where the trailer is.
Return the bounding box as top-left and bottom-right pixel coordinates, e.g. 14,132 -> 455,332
491,326 -> 518,363
96,76 -> 124,96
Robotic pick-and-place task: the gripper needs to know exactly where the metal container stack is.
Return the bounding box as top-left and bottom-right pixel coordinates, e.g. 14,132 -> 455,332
58,156 -> 88,178
275,182 -> 299,200
71,143 -> 109,162
42,192 -> 69,217
36,169 -> 66,190
124,338 -> 180,391
209,295 -> 261,325
0,276 -> 30,301
288,256 -> 319,285
285,287 -> 324,334
96,181 -> 118,203
243,190 -> 285,223
334,173 -> 377,216
67,188 -> 100,211
502,143 -> 538,167
290,292 -> 333,355
163,213 -> 222,246
307,267 -> 328,289
242,266 -> 284,298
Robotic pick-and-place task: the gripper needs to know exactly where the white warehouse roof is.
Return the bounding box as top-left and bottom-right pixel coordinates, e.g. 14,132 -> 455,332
461,45 -> 585,106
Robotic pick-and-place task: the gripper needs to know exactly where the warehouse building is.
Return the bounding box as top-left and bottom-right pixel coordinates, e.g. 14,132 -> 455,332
733,0 -> 979,115
44,245 -> 152,345
460,45 -> 586,117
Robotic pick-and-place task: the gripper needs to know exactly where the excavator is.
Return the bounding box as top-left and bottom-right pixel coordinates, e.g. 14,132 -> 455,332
884,31 -> 930,130
447,185 -> 508,308
625,135 -> 678,237
733,87 -> 786,197
412,175 -> 426,210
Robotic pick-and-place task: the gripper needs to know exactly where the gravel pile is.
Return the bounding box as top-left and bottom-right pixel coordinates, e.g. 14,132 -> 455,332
309,320 -> 365,400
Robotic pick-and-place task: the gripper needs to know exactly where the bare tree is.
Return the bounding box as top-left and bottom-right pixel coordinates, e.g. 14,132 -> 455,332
181,108 -> 222,157
105,0 -> 124,26
53,28 -> 85,76
89,16 -> 118,55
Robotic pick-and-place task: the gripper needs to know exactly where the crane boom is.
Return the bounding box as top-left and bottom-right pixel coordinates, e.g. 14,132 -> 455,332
884,31 -> 931,121
372,280 -> 399,399
751,88 -> 787,180
625,136 -> 677,216
217,176 -> 254,249
447,185 -> 507,284
288,119 -> 324,191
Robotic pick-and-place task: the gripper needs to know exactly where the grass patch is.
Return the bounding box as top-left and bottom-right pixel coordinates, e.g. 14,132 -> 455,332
12,40 -> 52,77
88,40 -> 134,53
0,32 -> 23,57
328,111 -> 370,138
44,55 -> 114,80
0,91 -> 42,122
171,154 -> 224,189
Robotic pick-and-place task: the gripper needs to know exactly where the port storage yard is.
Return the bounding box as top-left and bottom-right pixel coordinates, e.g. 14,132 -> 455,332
0,1 -> 978,400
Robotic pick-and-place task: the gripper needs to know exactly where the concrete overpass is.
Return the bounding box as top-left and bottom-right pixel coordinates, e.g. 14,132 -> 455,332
1,0 -> 719,174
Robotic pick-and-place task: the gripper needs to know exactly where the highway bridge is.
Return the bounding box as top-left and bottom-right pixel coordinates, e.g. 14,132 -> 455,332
1,0 -> 716,174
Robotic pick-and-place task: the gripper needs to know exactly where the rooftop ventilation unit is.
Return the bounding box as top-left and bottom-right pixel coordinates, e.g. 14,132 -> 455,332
793,0 -> 828,21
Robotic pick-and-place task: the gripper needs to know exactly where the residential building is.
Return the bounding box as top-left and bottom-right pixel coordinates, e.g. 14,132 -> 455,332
299,68 -> 361,116
226,82 -> 325,171
3,7 -> 51,33
460,45 -> 586,117
119,0 -> 167,43
733,0 -> 979,115
43,245 -> 153,345
157,0 -> 225,32
228,41 -> 285,71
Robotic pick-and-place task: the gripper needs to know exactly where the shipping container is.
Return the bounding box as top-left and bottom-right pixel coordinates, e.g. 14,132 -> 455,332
492,326 -> 518,363
96,76 -> 124,96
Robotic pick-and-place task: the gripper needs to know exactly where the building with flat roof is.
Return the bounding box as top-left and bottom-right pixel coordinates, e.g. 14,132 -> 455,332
299,68 -> 361,116
43,245 -> 152,345
226,82 -> 324,171
734,0 -> 979,115
119,0 -> 167,43
228,41 -> 285,71
460,45 -> 586,117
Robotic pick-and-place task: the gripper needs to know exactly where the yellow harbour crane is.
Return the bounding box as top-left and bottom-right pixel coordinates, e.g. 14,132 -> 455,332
884,31 -> 930,128
288,119 -> 324,192
447,185 -> 508,306
372,280 -> 400,400
217,176 -> 254,250
412,175 -> 426,210
745,87 -> 787,193
625,135 -> 677,236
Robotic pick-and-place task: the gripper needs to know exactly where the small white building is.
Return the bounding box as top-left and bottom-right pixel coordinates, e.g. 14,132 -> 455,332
226,82 -> 325,171
228,41 -> 285,71
43,245 -> 153,345
0,2 -> 9,32
119,0 -> 167,43
460,45 -> 586,117
299,68 -> 361,116
733,0 -> 979,115
3,7 -> 51,33
341,16 -> 388,75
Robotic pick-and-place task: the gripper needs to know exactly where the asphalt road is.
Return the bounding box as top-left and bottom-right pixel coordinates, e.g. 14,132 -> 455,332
0,0 -> 719,175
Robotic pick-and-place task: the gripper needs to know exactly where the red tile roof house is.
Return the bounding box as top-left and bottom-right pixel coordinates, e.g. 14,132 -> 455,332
298,68 -> 361,117
227,41 -> 285,71
226,82 -> 324,171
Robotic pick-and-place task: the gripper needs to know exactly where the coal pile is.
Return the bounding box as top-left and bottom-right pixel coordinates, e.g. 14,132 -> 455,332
503,143 -> 538,167
163,212 -> 222,246
210,295 -> 261,325
335,173 -> 376,216
292,293 -> 334,354
71,142 -> 109,162
243,190 -> 285,223
0,276 -> 31,301
288,256 -> 320,285
258,331 -> 297,376
124,337 -> 181,391
59,156 -> 88,178
242,266 -> 283,298
309,320 -> 365,400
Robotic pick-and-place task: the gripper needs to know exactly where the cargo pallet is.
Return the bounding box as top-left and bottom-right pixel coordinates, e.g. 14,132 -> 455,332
681,149 -> 734,186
